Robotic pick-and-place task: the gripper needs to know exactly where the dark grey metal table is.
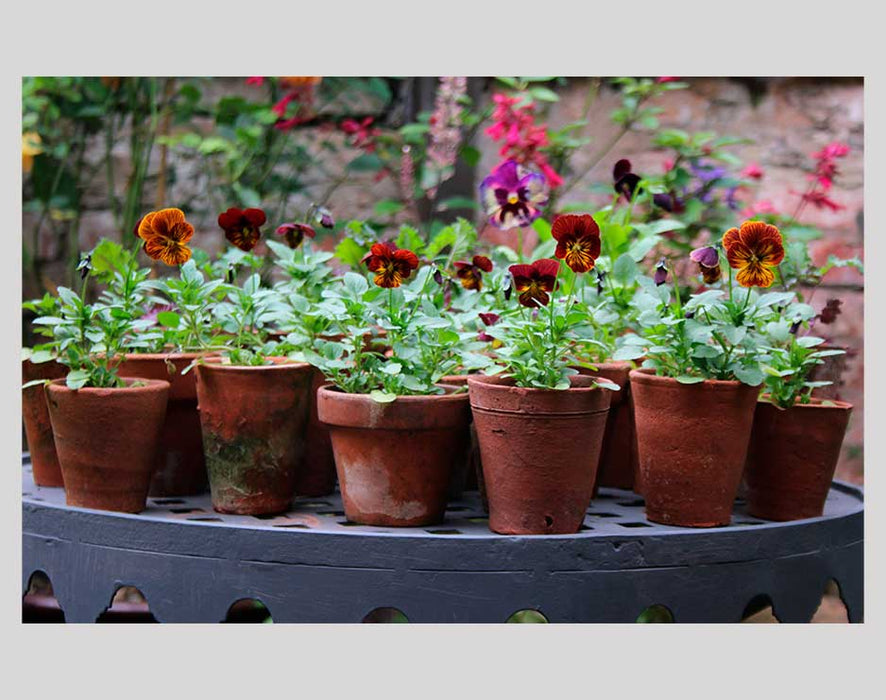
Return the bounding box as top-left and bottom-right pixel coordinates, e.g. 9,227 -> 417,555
21,456 -> 863,623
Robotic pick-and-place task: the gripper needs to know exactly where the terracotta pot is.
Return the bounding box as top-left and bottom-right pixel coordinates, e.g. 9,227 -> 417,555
438,375 -> 475,499
195,358 -> 313,515
22,359 -> 67,487
117,353 -> 209,496
295,368 -> 338,497
745,397 -> 852,521
468,374 -> 612,535
317,386 -> 471,527
807,344 -> 848,400
575,362 -> 639,492
630,369 -> 759,527
45,378 -> 170,513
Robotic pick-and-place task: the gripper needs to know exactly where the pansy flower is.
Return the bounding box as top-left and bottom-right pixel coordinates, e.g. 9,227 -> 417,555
613,159 -> 641,199
137,208 -> 194,266
818,298 -> 843,325
654,258 -> 669,286
363,241 -> 419,288
551,214 -> 601,273
218,207 -> 266,252
479,160 -> 549,230
509,259 -> 560,308
722,220 -> 785,288
477,312 -> 501,346
454,255 -> 493,291
690,246 -> 722,284
276,222 -> 316,249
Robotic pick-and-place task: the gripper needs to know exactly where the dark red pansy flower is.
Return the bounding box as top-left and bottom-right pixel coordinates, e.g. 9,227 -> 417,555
818,298 -> 843,325
454,255 -> 494,291
551,213 -> 601,273
613,159 -> 641,199
218,207 -> 267,252
690,246 -> 722,284
363,241 -> 419,288
653,192 -> 686,214
275,222 -> 316,249
477,312 -> 501,344
654,258 -> 669,286
509,258 -> 560,308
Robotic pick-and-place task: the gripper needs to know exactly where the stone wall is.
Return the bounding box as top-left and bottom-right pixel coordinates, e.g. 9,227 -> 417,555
22,76 -> 864,481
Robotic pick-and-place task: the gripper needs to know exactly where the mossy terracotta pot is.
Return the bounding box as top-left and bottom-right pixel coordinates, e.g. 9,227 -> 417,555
575,362 -> 639,492
195,358 -> 313,515
45,378 -> 170,513
317,386 -> 471,527
438,375 -> 476,500
630,369 -> 759,527
467,374 -> 612,535
745,397 -> 852,521
117,352 -> 209,497
295,368 -> 339,497
22,359 -> 67,487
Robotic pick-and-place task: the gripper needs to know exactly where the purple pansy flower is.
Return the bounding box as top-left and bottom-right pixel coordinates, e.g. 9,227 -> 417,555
654,258 -> 669,286
479,160 -> 549,230
690,246 -> 722,284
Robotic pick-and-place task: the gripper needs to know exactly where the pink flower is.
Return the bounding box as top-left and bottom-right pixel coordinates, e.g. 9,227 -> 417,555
740,200 -> 779,218
656,76 -> 679,83
812,142 -> 850,160
246,77 -> 265,86
741,162 -> 764,180
801,190 -> 845,211
341,117 -> 379,152
662,159 -> 674,173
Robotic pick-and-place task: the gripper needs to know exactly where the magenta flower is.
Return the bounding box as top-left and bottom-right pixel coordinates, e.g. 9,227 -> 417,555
479,160 -> 549,230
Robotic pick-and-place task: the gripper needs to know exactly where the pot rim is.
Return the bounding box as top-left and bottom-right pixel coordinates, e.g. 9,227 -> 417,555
121,350 -> 218,361
45,377 -> 170,393
466,372 -> 602,394
628,367 -> 759,390
197,356 -> 312,372
572,359 -> 635,372
757,394 -> 853,411
317,383 -> 467,403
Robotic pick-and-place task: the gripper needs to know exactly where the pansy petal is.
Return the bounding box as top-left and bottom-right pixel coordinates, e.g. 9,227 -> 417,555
736,263 -> 775,288
392,248 -> 419,270
243,208 -> 267,227
473,255 -> 493,272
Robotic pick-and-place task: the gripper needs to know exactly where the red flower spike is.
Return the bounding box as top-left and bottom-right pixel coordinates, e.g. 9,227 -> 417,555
364,242 -> 419,288
551,214 -> 601,273
218,207 -> 267,252
509,259 -> 560,307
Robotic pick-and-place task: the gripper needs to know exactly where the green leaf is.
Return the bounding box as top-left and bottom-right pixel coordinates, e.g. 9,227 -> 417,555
460,146 -> 481,167
373,199 -> 405,217
612,253 -> 638,284
438,196 -> 478,211
611,346 -> 646,361
528,86 -> 560,102
369,389 -> 397,403
334,238 -> 367,269
796,336 -> 825,348
675,375 -> 705,384
532,217 -> 553,242
632,220 -> 687,236
396,225 -> 425,254
66,369 -> 90,390
156,311 -> 181,328
733,365 -> 764,387
347,153 -> 384,172
343,272 -> 369,298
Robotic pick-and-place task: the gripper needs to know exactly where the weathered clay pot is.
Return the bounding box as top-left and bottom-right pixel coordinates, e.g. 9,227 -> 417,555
807,344 -> 848,400
295,368 -> 338,497
575,362 -> 639,492
317,386 -> 471,527
45,378 -> 170,513
195,358 -> 313,515
22,359 -> 67,487
630,369 -> 759,527
745,397 -> 852,521
117,352 -> 209,497
438,375 -> 475,500
468,374 -> 612,535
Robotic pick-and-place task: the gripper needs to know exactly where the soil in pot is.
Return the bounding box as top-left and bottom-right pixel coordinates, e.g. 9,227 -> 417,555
317,386 -> 471,527
630,369 -> 759,527
22,359 -> 67,487
118,352 -> 209,497
45,378 -> 170,513
196,358 -> 313,515
745,397 -> 852,521
468,374 -> 612,535
575,362 -> 639,492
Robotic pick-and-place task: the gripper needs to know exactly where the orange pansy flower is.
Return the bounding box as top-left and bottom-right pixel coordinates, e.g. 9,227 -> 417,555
137,208 -> 194,266
722,220 -> 784,288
